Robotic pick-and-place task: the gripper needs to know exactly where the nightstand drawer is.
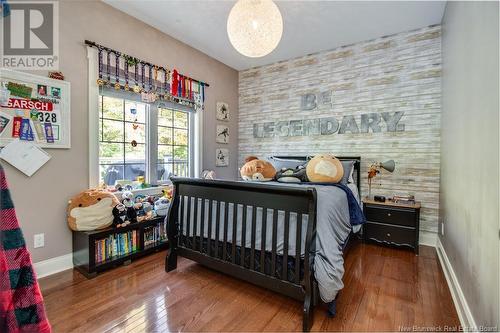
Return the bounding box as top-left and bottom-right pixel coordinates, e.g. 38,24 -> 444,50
364,222 -> 416,248
364,206 -> 416,227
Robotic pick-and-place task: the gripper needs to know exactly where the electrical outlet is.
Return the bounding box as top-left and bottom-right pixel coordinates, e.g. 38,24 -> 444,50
34,233 -> 44,248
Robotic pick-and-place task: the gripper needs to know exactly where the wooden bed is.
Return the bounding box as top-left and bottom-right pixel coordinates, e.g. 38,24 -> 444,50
165,157 -> 361,331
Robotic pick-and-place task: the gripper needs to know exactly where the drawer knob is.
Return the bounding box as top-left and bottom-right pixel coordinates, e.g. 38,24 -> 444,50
386,233 -> 391,237
387,213 -> 392,217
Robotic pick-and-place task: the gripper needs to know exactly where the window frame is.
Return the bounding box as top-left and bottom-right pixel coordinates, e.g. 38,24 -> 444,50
87,46 -> 201,188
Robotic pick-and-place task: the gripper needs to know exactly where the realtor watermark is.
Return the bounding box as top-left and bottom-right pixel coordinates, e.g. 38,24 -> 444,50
399,325 -> 499,332
1,1 -> 59,69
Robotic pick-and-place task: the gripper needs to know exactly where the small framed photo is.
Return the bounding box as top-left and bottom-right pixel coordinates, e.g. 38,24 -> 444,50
216,102 -> 229,121
37,84 -> 47,96
50,86 -> 61,98
216,125 -> 229,144
216,148 -> 229,167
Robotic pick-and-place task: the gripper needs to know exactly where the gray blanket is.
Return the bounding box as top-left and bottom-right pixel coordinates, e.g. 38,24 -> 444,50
181,182 -> 357,302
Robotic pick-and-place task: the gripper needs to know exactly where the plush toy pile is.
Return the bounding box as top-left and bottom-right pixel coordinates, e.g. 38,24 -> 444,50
240,154 -> 345,184
67,186 -> 173,231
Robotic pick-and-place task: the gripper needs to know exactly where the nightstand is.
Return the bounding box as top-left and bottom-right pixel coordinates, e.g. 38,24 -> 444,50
362,199 -> 421,254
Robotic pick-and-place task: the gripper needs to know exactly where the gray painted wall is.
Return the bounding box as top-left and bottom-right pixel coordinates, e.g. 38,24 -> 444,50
3,1 -> 238,263
239,25 -> 442,236
440,1 -> 499,328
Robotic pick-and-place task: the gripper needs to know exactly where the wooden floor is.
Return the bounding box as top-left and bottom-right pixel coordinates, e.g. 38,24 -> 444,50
39,242 -> 460,332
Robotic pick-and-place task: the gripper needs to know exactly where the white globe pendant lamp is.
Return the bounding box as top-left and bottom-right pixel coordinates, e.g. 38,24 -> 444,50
227,0 -> 283,58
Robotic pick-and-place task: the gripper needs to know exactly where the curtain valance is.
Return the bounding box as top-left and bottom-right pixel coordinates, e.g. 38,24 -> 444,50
85,40 -> 207,111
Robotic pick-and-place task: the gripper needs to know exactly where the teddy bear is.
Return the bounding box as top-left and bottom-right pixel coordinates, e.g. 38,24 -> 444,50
67,189 -> 119,231
306,154 -> 344,183
240,156 -> 276,181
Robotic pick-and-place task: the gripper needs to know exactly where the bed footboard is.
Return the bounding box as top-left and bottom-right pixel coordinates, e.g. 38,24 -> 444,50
165,177 -> 317,331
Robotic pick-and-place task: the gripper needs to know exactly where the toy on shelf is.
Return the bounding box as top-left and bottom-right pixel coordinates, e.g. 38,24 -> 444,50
67,189 -> 119,231
122,191 -> 138,224
154,198 -> 170,216
112,203 -> 129,228
162,187 -> 173,201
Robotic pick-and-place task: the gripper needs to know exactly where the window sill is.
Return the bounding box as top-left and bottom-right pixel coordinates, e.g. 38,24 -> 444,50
112,185 -> 169,199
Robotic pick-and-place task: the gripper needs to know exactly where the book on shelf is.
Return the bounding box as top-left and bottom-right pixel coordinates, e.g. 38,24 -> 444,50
144,220 -> 168,247
95,230 -> 138,264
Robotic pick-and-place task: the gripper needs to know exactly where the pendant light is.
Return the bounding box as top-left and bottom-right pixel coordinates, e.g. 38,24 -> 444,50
227,0 -> 283,58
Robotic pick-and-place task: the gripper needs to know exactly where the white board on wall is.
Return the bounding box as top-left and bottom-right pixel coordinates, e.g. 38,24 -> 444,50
0,69 -> 71,149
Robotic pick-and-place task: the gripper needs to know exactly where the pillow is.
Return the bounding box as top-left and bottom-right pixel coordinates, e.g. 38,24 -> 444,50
340,160 -> 356,184
267,156 -> 309,171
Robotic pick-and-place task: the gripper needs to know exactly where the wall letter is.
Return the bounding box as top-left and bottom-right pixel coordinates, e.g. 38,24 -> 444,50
320,117 -> 339,135
382,111 -> 405,132
338,115 -> 360,134
253,123 -> 263,138
275,121 -> 290,137
263,122 -> 275,138
360,113 -> 382,133
289,120 -> 304,136
320,90 -> 333,108
301,94 -> 317,111
304,119 -> 320,136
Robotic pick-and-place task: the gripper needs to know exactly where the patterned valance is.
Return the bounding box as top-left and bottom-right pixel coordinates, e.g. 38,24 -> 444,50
85,40 -> 207,111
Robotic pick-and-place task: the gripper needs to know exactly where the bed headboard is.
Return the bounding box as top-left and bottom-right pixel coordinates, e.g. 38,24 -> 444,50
269,156 -> 362,196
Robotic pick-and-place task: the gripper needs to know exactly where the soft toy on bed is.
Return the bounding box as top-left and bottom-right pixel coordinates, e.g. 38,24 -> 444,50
240,156 -> 276,181
67,189 -> 119,231
275,165 -> 308,183
306,154 -> 344,183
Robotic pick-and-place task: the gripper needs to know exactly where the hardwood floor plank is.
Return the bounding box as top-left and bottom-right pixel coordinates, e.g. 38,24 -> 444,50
39,243 -> 460,332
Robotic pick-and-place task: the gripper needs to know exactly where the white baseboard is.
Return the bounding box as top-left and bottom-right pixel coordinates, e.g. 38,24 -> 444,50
436,238 -> 477,331
33,253 -> 74,279
420,230 -> 437,247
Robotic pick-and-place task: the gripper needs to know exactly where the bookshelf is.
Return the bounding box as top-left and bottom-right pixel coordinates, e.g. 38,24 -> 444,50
72,217 -> 168,278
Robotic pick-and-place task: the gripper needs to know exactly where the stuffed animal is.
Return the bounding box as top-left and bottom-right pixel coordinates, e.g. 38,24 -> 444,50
67,189 -> 119,231
155,198 -> 170,216
240,156 -> 276,181
122,191 -> 138,223
306,154 -> 344,183
162,187 -> 173,201
112,203 -> 129,227
275,165 -> 308,183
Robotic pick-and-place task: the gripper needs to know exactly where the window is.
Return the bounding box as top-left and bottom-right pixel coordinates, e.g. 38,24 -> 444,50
157,108 -> 190,181
97,94 -> 194,186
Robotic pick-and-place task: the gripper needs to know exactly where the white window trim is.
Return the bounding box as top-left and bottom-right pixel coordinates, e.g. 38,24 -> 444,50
86,46 -> 202,188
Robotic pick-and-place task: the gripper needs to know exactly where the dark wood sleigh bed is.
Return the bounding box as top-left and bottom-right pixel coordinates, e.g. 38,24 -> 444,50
165,157 -> 361,331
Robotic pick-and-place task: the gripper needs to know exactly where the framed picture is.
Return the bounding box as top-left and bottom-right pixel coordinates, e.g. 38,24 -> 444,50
216,148 -> 229,167
216,102 -> 229,121
216,124 -> 229,144
0,69 -> 71,148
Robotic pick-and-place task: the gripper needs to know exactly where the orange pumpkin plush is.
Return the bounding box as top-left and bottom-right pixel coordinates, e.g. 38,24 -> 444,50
306,154 -> 344,183
67,189 -> 119,231
240,156 -> 276,181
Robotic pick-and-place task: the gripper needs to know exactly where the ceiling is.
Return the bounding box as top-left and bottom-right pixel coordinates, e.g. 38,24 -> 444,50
104,1 -> 446,71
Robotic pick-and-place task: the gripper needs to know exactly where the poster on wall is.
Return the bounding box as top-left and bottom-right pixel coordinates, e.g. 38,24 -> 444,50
216,125 -> 229,144
216,148 -> 229,167
0,69 -> 71,149
216,102 -> 229,121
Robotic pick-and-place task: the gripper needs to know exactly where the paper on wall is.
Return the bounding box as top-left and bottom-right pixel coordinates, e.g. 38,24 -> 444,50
0,139 -> 51,176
